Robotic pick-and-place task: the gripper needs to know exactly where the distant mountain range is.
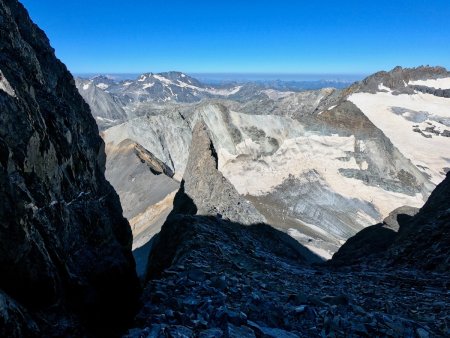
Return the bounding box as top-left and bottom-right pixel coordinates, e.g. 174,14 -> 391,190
75,72 -> 355,130
77,66 -> 450,262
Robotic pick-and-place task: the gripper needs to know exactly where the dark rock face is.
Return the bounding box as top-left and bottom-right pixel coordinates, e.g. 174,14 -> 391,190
412,85 -> 450,98
0,0 -> 139,336
332,173 -> 450,272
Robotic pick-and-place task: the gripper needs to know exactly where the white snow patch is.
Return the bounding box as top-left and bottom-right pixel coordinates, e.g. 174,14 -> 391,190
175,80 -> 199,90
153,74 -> 173,85
0,70 -> 16,97
349,91 -> 450,183
408,77 -> 450,89
327,105 -> 337,110
96,83 -> 109,90
378,83 -> 391,92
205,86 -> 242,96
360,161 -> 369,170
123,81 -> 132,86
82,83 -> 91,90
143,83 -> 155,89
138,75 -> 147,82
175,79 -> 242,96
96,117 -> 117,123
357,140 -> 366,152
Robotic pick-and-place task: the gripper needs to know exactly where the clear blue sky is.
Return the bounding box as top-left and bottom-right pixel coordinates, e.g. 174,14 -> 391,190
21,0 -> 450,74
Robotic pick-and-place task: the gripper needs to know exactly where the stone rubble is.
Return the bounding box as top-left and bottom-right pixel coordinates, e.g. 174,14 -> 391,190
125,214 -> 449,337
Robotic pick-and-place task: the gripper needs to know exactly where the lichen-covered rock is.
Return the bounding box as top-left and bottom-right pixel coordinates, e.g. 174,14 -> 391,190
174,121 -> 266,225
0,0 -> 139,336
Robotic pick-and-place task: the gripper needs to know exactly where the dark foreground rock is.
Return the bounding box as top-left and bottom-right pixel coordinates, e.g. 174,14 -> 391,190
127,214 -> 449,337
0,0 -> 139,336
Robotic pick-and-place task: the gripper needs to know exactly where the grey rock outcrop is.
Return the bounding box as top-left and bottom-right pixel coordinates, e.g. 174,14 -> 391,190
0,0 -> 139,336
173,121 -> 266,225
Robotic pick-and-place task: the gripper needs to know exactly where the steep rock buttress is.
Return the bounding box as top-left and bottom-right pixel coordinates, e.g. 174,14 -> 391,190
172,121 -> 266,225
0,1 -> 139,336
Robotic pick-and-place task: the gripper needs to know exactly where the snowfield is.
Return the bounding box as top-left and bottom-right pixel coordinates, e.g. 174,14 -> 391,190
349,91 -> 450,184
408,77 -> 450,89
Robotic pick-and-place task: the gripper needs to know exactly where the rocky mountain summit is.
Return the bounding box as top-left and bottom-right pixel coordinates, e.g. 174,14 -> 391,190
175,121 -> 266,225
0,1 -> 139,336
345,66 -> 450,95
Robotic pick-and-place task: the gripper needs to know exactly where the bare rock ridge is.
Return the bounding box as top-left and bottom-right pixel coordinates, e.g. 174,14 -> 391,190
344,65 -> 450,94
134,142 -> 175,178
174,121 -> 266,225
0,1 -> 139,336
386,171 -> 450,271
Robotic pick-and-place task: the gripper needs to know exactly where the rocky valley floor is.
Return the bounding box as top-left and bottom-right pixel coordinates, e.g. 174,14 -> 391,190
125,216 -> 449,338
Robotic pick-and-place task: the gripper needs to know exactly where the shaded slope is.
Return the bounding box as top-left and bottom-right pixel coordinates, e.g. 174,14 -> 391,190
330,206 -> 419,266
332,172 -> 450,272
388,172 -> 450,271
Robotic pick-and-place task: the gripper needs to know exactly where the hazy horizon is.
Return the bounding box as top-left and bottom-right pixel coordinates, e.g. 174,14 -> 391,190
74,72 -> 367,83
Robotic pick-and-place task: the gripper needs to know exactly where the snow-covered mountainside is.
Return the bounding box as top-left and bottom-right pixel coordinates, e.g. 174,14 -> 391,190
346,67 -> 450,184
81,66 -> 450,259
76,72 -> 245,129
